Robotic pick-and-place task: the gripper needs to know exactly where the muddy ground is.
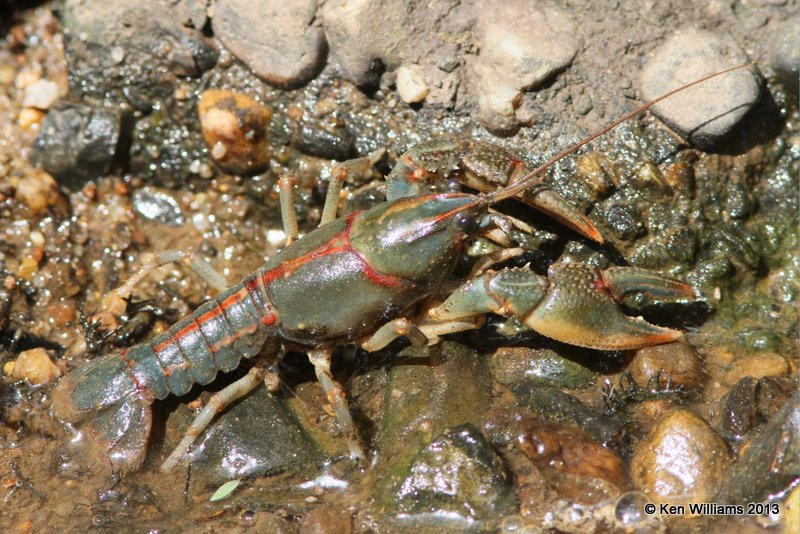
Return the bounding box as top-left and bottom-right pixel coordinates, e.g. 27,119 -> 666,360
0,1 -> 798,533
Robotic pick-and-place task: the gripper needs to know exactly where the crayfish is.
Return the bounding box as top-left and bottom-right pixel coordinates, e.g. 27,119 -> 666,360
50,64 -> 749,474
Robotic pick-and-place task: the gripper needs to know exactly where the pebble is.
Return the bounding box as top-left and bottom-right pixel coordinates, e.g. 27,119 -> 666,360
17,108 -> 46,130
630,409 -> 731,505
22,79 -> 60,110
472,1 -> 580,133
517,421 -> 628,491
575,152 -> 616,200
180,387 -> 323,483
13,170 -> 65,216
30,103 -> 123,189
132,188 -> 186,226
7,348 -> 62,385
640,29 -> 760,149
490,347 -> 596,389
396,64 -> 429,104
197,89 -> 272,175
722,352 -> 790,386
717,392 -> 799,505
393,424 -> 517,523
628,340 -> 704,390
213,0 -> 326,88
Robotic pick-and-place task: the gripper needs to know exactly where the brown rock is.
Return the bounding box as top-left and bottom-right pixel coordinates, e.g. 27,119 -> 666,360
629,340 -> 704,389
517,421 -> 628,491
631,409 -> 731,505
723,352 -> 790,386
13,170 -> 66,216
197,89 -> 272,175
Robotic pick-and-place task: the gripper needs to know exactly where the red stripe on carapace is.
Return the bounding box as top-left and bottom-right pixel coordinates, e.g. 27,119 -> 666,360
262,212 -> 406,289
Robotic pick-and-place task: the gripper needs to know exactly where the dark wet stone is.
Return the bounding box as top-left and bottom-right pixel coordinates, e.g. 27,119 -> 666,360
512,383 -> 624,446
61,0 -> 218,186
640,29 -> 760,149
132,188 -> 185,226
707,225 -> 761,270
713,376 -> 793,446
756,377 -> 796,417
184,387 -> 323,483
718,392 -> 800,504
375,341 -> 490,460
213,0 -> 326,89
603,204 -> 643,241
370,342 -> 510,531
490,347 -> 596,389
664,227 -> 698,263
714,376 -> 760,444
630,409 -> 731,505
290,121 -> 356,161
30,103 -> 125,188
392,424 -> 517,530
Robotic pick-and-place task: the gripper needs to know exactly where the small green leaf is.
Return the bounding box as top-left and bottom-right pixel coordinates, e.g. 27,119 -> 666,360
209,479 -> 241,502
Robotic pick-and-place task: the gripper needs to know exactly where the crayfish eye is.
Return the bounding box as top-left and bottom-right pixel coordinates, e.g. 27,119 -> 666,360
454,211 -> 476,230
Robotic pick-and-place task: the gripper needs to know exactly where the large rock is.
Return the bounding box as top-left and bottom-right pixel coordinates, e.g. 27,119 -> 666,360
640,29 -> 760,150
630,409 -> 731,506
389,425 -> 517,531
470,1 -> 580,134
213,0 -> 327,89
181,387 -> 325,483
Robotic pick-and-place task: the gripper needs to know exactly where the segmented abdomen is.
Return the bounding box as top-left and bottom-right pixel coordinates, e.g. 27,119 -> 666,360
122,272 -> 278,399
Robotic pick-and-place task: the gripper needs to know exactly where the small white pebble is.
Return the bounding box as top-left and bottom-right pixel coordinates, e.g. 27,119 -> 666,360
192,212 -> 210,233
22,79 -> 60,110
199,162 -> 214,179
29,230 -> 45,247
266,229 -> 287,246
211,141 -> 227,160
110,46 -> 126,64
396,64 -> 429,104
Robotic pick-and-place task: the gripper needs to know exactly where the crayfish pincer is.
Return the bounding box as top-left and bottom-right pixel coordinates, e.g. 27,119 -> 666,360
50,65 -> 749,475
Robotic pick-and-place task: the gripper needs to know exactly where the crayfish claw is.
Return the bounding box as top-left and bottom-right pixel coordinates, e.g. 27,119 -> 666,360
524,263 -> 687,350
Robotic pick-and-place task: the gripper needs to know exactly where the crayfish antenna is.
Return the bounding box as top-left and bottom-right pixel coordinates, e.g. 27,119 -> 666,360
486,62 -> 756,205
